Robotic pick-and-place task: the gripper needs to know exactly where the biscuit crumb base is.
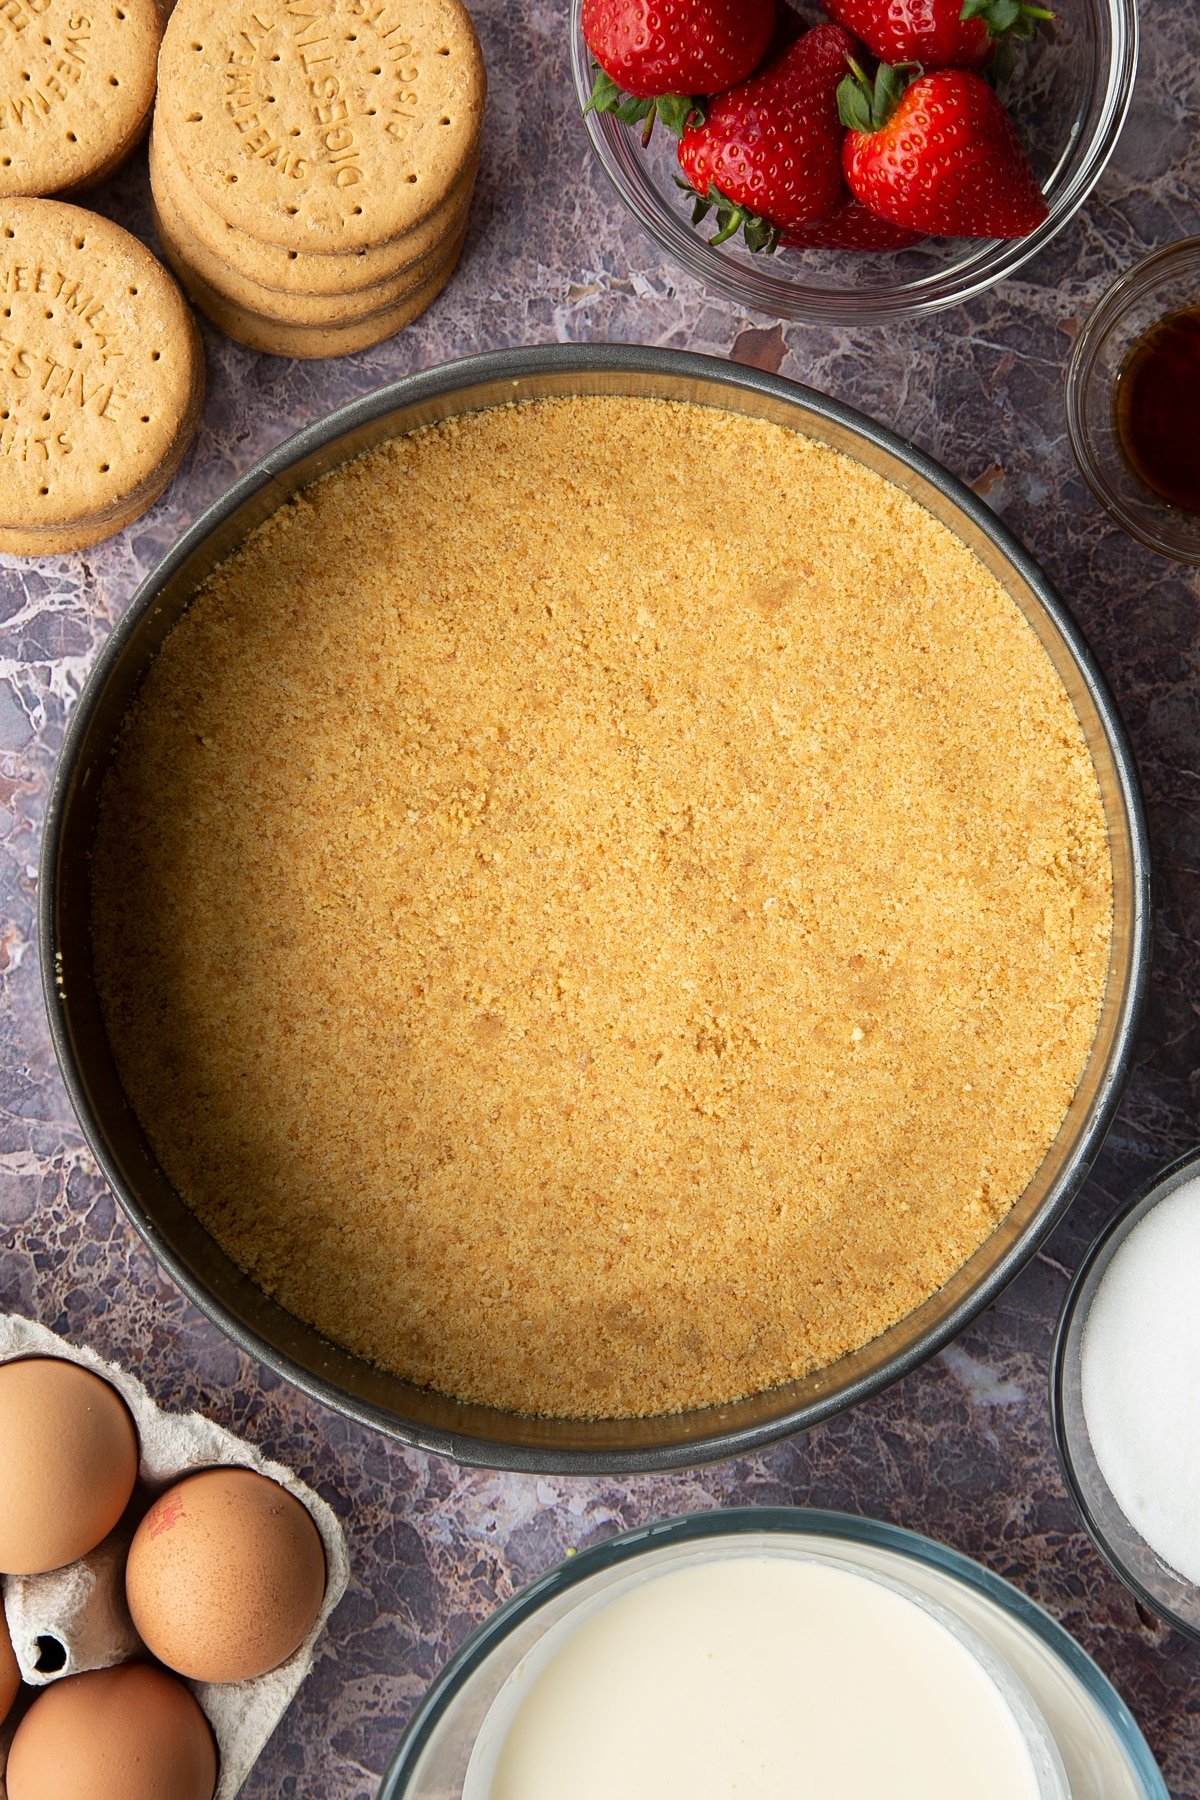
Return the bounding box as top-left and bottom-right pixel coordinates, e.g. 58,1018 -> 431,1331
91,398 -> 1114,1420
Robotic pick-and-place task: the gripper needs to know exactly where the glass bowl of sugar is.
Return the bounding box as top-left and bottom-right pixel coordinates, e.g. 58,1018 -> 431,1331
1052,1146 -> 1200,1638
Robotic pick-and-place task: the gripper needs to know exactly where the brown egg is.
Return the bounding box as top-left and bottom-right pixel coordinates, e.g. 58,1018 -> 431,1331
0,1358 -> 139,1574
5,1662 -> 217,1800
126,1467 -> 327,1683
0,1601 -> 20,1726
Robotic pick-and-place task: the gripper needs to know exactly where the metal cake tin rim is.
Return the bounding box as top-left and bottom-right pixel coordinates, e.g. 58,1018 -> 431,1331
39,343 -> 1152,1475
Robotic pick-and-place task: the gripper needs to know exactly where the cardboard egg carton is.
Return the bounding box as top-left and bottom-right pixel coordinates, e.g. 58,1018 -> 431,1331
0,1314 -> 350,1799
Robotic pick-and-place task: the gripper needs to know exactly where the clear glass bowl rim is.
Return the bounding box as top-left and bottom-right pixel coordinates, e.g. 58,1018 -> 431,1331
1064,237 -> 1200,563
1050,1143 -> 1200,1640
378,1506 -> 1169,1799
569,0 -> 1140,323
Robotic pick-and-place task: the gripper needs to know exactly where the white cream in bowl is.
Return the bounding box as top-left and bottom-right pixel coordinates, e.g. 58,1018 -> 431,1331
464,1552 -> 1068,1800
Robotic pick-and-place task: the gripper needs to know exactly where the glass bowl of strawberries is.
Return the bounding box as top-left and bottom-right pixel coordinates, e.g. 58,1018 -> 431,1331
570,0 -> 1138,322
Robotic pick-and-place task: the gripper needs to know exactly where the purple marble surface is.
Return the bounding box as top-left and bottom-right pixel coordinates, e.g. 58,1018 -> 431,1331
2,2 -> 1200,1794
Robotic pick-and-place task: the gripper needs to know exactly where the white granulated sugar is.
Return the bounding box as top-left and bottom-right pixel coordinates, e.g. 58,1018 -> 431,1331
1080,1175 -> 1200,1587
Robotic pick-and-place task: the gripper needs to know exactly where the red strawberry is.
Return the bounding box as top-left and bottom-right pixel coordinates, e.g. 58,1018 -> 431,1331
821,0 -> 1052,72
584,0 -> 776,140
677,23 -> 856,252
784,196 -> 925,250
839,62 -> 1049,239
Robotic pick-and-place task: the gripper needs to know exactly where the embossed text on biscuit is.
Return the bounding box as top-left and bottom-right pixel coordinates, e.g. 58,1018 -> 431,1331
0,10 -> 89,133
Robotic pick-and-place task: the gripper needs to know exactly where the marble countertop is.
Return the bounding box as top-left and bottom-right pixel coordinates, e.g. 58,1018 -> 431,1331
2,2 -> 1199,1793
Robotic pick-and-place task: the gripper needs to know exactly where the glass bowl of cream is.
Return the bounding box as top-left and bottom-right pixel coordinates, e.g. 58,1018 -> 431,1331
1052,1145 -> 1200,1639
380,1509 -> 1170,1800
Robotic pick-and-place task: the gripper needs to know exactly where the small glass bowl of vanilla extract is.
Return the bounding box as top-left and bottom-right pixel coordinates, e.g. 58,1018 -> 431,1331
1066,238 -> 1200,564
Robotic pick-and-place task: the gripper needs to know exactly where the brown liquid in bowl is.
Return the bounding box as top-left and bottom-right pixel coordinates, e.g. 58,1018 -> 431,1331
1114,307 -> 1200,515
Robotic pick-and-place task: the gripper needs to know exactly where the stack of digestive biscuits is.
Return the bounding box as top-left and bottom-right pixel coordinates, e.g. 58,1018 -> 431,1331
0,0 -> 164,200
0,198 -> 204,557
149,0 -> 485,358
